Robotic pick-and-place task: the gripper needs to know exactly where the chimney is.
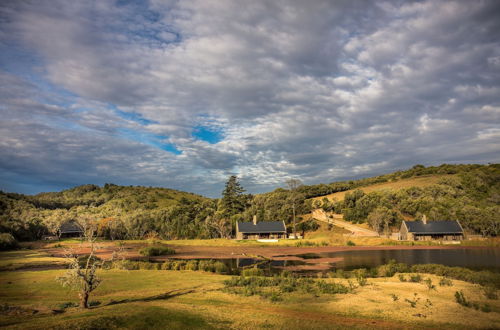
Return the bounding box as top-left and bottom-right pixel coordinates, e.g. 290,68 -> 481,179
422,214 -> 427,225
253,215 -> 257,225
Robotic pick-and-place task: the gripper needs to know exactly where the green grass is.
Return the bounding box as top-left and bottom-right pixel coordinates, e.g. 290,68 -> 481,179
0,250 -> 68,271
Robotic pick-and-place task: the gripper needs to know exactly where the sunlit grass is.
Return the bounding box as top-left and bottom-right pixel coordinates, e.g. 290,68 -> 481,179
0,268 -> 498,329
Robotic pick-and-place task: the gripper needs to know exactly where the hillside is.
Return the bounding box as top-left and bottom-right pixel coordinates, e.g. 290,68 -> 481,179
1,163 -> 499,242
312,175 -> 454,203
0,184 -> 214,241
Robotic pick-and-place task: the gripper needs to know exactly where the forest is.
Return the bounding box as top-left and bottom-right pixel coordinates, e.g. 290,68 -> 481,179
0,163 -> 499,243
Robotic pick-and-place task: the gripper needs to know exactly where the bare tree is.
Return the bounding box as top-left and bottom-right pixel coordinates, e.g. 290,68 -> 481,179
205,215 -> 231,238
286,178 -> 303,239
57,231 -> 102,308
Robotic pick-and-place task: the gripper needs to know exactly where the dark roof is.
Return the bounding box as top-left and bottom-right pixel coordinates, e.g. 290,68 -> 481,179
403,220 -> 463,234
237,221 -> 286,233
59,221 -> 83,233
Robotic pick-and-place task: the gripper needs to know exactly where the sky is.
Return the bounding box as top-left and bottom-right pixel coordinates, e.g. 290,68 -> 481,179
0,0 -> 499,197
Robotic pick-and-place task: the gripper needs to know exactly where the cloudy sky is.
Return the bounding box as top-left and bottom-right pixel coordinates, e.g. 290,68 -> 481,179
1,0 -> 499,197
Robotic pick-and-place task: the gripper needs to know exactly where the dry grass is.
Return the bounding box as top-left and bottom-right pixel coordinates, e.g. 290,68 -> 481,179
313,175 -> 454,202
0,268 -> 498,329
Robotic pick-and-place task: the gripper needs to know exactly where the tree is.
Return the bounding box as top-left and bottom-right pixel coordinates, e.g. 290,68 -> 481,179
367,207 -> 395,236
57,231 -> 102,308
286,178 -> 303,238
221,175 -> 246,216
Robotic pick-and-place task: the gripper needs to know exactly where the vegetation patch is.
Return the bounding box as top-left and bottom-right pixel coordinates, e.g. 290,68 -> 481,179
139,246 -> 176,257
223,272 -> 352,301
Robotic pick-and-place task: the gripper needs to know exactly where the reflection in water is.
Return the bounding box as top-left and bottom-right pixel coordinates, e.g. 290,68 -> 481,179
324,248 -> 500,271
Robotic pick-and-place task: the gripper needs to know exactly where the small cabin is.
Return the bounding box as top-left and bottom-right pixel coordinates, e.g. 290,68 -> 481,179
58,221 -> 84,238
236,216 -> 287,240
399,218 -> 464,241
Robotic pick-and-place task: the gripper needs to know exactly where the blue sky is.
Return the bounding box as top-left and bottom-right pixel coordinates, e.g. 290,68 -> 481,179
0,0 -> 499,197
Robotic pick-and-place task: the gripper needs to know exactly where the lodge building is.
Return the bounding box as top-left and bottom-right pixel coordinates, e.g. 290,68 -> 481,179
236,216 -> 287,240
399,217 -> 464,241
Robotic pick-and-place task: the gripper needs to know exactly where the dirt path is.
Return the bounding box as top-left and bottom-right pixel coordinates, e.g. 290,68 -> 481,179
311,209 -> 379,236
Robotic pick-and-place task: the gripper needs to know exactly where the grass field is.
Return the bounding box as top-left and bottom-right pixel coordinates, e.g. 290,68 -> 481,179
312,175 -> 453,203
0,267 -> 499,329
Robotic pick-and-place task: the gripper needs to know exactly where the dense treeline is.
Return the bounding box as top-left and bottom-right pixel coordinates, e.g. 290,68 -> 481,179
0,179 -> 311,241
317,164 -> 500,236
297,164 -> 484,198
0,164 -> 498,241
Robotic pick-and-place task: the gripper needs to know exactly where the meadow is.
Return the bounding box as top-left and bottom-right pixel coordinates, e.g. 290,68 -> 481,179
0,246 -> 499,329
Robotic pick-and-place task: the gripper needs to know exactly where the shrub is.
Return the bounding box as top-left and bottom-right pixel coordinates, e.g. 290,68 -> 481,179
161,260 -> 173,270
455,291 -> 471,308
242,267 -> 264,277
398,274 -> 407,282
77,255 -> 102,268
185,260 -> 199,271
353,269 -> 368,286
198,260 -> 215,272
88,301 -> 101,307
214,261 -> 228,274
58,301 -> 79,309
316,280 -> 350,294
0,233 -> 18,251
410,264 -> 500,288
481,304 -> 492,313
377,260 -> 409,277
409,274 -> 422,283
423,278 -> 436,291
405,293 -> 420,308
139,246 -> 175,257
483,286 -> 498,300
438,277 -> 453,286
346,240 -> 356,246
390,293 -> 399,301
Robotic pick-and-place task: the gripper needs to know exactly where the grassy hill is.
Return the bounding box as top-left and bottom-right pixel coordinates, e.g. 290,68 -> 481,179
312,174 -> 455,203
1,163 -> 499,242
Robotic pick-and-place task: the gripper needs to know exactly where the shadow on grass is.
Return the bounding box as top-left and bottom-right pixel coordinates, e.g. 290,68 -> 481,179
106,287 -> 200,306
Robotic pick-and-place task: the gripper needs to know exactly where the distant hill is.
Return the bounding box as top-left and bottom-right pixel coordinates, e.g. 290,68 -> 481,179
1,163 -> 499,241
0,184 -> 214,241
312,175 -> 454,203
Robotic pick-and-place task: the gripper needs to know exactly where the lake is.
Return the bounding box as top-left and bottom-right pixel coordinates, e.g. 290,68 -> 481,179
212,248 -> 500,273
322,248 -> 500,271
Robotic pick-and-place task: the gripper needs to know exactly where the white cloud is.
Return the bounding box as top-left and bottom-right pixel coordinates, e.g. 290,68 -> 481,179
1,0 -> 499,196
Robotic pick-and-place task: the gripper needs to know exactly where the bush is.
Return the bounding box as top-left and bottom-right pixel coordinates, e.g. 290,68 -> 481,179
160,260 -> 172,270
58,301 -> 79,309
483,286 -> 498,300
88,300 -> 101,307
0,233 -> 18,251
346,240 -> 356,246
214,261 -> 228,274
390,293 -> 399,301
398,274 -> 407,282
198,260 -> 215,272
439,277 -> 453,286
241,267 -> 264,277
139,246 -> 175,257
353,269 -> 368,286
377,260 -> 409,277
455,291 -> 471,307
77,255 -> 102,268
410,264 -> 500,288
409,274 -> 422,283
423,278 -> 436,291
185,260 -> 199,271
316,280 -> 350,294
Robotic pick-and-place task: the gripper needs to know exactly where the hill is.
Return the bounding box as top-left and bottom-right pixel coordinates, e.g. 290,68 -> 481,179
312,175 -> 454,203
0,184 -> 215,241
1,163 -> 499,242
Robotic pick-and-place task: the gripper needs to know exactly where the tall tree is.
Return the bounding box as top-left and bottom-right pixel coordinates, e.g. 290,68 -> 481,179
221,175 -> 246,216
286,178 -> 303,238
